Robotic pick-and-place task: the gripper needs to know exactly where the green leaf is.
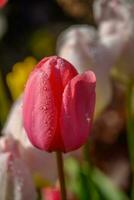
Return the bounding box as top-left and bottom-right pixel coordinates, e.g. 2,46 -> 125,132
91,168 -> 129,200
65,158 -> 100,200
65,158 -> 128,200
65,157 -> 83,199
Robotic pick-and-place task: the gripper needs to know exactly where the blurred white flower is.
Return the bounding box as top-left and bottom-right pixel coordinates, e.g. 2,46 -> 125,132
2,97 -> 58,184
93,0 -> 129,24
0,136 -> 37,200
2,97 -> 30,147
57,25 -> 113,116
94,0 -> 134,77
57,25 -> 96,73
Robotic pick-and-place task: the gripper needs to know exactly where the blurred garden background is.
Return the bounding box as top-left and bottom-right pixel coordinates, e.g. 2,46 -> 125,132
1,0 -> 134,199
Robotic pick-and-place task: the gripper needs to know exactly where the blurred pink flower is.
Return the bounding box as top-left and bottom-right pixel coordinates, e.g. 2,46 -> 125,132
42,188 -> 61,200
0,0 -> 7,8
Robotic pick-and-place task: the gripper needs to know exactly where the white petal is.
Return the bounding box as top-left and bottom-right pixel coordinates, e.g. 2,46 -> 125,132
0,152 -> 37,200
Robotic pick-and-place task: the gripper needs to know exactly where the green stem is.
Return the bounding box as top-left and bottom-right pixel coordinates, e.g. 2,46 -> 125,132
83,140 -> 91,165
83,142 -> 100,200
126,81 -> 134,199
56,151 -> 67,200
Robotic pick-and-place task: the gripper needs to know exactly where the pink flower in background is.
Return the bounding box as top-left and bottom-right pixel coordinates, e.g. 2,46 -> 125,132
42,188 -> 61,200
23,56 -> 96,152
0,0 -> 7,8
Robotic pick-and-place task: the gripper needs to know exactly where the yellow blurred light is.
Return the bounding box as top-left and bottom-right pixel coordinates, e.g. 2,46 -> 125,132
6,57 -> 37,100
33,173 -> 50,188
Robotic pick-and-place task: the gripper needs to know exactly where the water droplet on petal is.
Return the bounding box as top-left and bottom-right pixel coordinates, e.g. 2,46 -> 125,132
87,118 -> 91,123
44,106 -> 47,111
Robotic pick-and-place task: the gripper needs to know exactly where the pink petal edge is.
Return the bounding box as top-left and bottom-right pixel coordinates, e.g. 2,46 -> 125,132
60,71 -> 96,152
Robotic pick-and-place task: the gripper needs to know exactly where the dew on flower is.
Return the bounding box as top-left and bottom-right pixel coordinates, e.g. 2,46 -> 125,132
1,1 -> 134,199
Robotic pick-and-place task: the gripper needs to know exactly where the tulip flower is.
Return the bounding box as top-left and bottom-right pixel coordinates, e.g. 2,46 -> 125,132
0,136 -> 37,200
42,188 -> 61,200
3,96 -> 83,185
23,56 -> 96,152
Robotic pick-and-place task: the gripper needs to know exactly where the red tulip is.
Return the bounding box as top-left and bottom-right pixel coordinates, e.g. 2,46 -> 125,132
23,56 -> 96,152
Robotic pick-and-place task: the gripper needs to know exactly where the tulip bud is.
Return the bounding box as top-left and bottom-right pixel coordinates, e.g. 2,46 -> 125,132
0,137 -> 37,200
23,56 -> 96,152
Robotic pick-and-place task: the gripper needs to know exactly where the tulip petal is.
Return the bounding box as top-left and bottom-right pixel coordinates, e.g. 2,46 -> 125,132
40,57 -> 78,151
23,69 -> 57,151
60,71 -> 96,152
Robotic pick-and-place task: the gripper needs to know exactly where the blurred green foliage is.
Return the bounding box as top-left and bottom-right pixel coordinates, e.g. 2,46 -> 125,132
65,158 -> 129,200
